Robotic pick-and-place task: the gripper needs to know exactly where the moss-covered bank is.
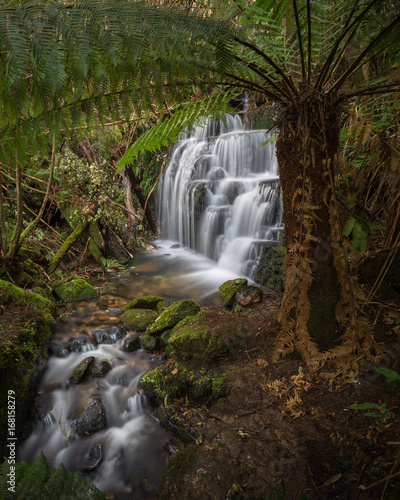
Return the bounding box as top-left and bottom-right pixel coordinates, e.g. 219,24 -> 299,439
0,279 -> 57,457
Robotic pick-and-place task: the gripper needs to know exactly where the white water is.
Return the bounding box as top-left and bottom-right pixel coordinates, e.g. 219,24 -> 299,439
157,114 -> 283,280
19,299 -> 171,500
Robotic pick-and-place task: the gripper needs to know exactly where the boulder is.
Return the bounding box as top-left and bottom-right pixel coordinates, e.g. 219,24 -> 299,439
145,299 -> 200,337
167,316 -> 247,362
121,309 -> 159,330
53,278 -> 98,302
69,395 -> 107,436
236,285 -> 263,306
67,356 -> 94,384
219,278 -> 248,308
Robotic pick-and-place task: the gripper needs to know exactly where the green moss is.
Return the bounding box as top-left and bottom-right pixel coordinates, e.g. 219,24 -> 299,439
218,278 -> 248,308
121,308 -> 159,330
167,318 -> 248,361
53,277 -> 98,302
0,279 -> 55,325
67,356 -> 95,384
141,363 -> 189,400
159,445 -> 197,491
253,246 -> 286,291
140,363 -> 228,403
141,334 -> 158,351
121,295 -> 164,313
145,299 -> 200,336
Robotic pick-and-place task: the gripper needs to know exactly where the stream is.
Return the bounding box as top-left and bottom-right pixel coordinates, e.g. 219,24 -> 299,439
19,114 -> 282,498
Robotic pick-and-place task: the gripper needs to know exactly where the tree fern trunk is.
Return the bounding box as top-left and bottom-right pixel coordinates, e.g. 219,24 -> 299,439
275,94 -> 342,351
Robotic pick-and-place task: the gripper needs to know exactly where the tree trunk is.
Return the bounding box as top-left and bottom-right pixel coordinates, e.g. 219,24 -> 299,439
275,95 -> 342,351
125,167 -> 157,234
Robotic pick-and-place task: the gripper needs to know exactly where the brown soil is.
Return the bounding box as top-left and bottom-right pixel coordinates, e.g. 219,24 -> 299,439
156,298 -> 400,500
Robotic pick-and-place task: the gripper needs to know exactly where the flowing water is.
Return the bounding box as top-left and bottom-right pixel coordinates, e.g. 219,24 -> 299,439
157,114 -> 283,279
19,297 -> 172,500
19,114 -> 282,499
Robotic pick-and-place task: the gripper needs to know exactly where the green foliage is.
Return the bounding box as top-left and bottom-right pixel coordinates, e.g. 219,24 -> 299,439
349,402 -> 391,418
342,217 -> 369,252
0,452 -> 106,499
375,367 -> 400,383
117,93 -> 234,170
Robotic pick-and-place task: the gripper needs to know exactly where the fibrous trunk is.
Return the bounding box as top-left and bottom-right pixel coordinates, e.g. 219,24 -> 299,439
273,93 -> 380,370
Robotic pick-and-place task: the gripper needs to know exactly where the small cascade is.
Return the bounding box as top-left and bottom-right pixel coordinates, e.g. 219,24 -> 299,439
157,114 -> 283,280
19,298 -> 171,500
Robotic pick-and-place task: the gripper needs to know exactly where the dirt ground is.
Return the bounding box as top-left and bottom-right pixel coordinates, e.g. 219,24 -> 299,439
155,297 -> 400,500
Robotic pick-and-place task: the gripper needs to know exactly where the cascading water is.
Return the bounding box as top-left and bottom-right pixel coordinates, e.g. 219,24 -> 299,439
18,298 -> 172,500
157,114 -> 283,280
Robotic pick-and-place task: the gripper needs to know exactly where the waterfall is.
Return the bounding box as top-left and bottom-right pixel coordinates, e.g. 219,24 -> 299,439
157,114 -> 283,280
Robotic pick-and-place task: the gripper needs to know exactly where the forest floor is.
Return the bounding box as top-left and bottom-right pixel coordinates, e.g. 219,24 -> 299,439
155,297 -> 400,500
2,251 -> 400,499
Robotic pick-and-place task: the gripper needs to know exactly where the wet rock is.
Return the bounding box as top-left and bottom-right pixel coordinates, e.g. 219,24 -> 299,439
53,278 -> 98,302
93,325 -> 125,344
236,285 -> 263,306
122,295 -> 165,313
219,278 -> 248,308
123,332 -> 141,352
67,356 -> 95,384
48,342 -> 70,357
89,360 -> 112,376
69,395 -> 107,436
145,299 -> 200,337
164,439 -> 181,456
68,334 -> 97,353
121,309 -> 159,331
78,444 -> 103,471
170,244 -> 180,249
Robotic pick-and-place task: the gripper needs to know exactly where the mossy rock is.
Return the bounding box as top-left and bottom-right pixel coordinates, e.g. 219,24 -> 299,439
67,356 -> 95,384
121,309 -> 159,330
167,316 -> 247,361
140,362 -> 228,403
145,299 -> 200,337
53,278 -> 98,302
121,295 -> 164,313
219,278 -> 248,308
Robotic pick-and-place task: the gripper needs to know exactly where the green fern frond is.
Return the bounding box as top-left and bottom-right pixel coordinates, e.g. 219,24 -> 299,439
0,452 -> 106,500
117,92 -> 234,171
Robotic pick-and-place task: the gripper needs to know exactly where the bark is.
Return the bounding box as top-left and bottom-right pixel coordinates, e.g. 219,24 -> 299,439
276,94 -> 342,350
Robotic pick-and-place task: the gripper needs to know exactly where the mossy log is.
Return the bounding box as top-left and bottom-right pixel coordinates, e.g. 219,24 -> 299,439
47,221 -> 88,274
